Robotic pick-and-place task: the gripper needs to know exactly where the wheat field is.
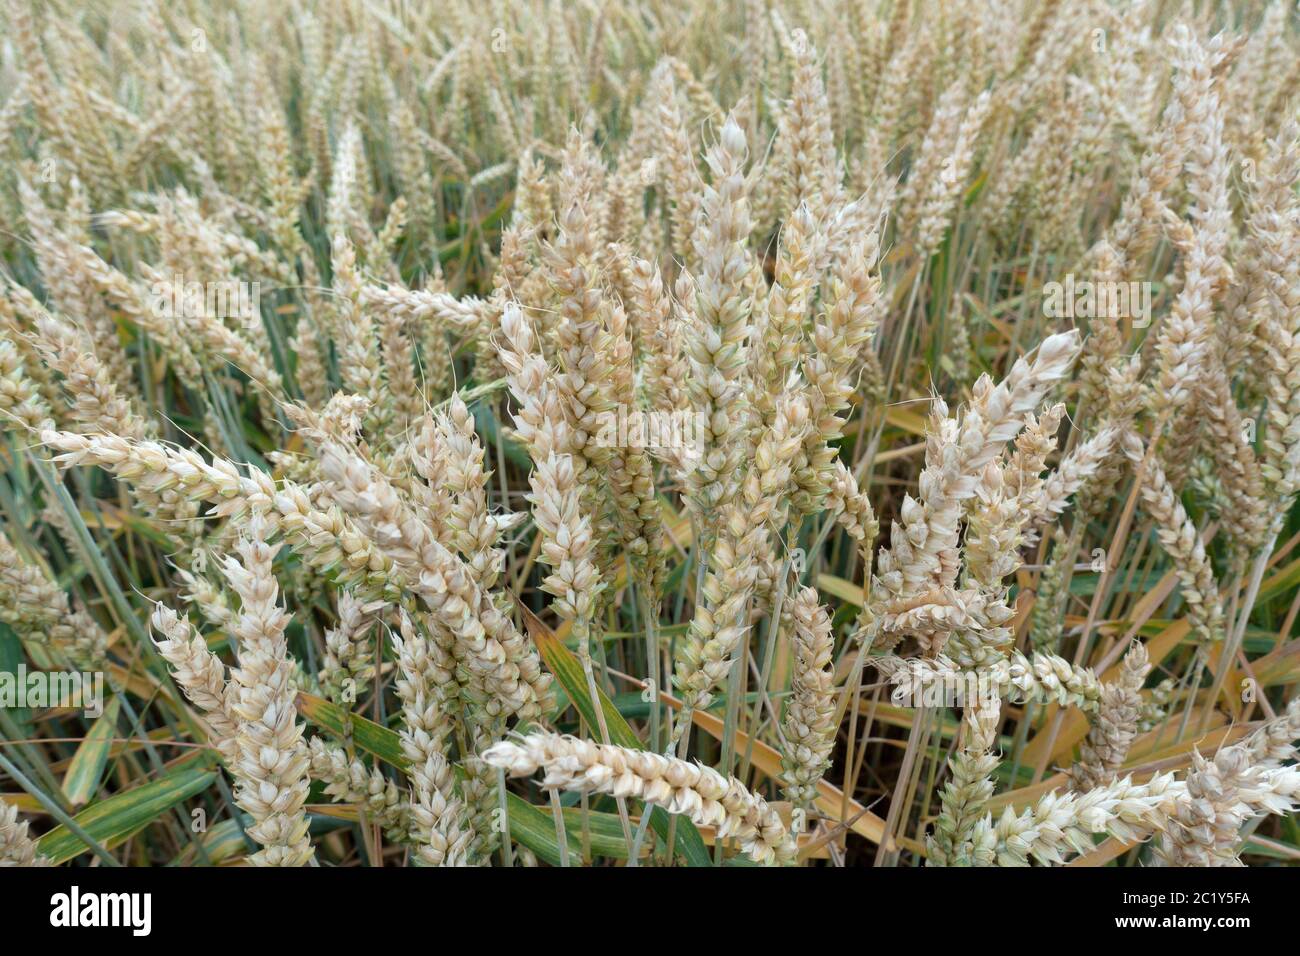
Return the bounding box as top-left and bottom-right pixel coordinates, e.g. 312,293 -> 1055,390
0,0 -> 1298,869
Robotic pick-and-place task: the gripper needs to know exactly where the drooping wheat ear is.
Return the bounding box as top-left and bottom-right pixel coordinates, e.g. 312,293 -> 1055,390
684,113 -> 754,524
485,732 -> 797,865
0,803 -> 49,867
392,613 -> 475,866
991,772 -> 1189,866
306,737 -> 407,840
825,459 -> 880,635
499,228 -> 611,587
357,281 -> 488,334
1068,641 -> 1151,791
149,604 -> 239,763
319,591 -> 382,704
498,302 -> 578,461
1121,434 -> 1225,645
0,529 -> 106,670
780,586 -> 837,809
928,697 -> 1001,866
882,651 -> 1102,713
498,302 -> 600,621
996,730 -> 1300,868
42,429 -> 273,517
219,518 -> 314,866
